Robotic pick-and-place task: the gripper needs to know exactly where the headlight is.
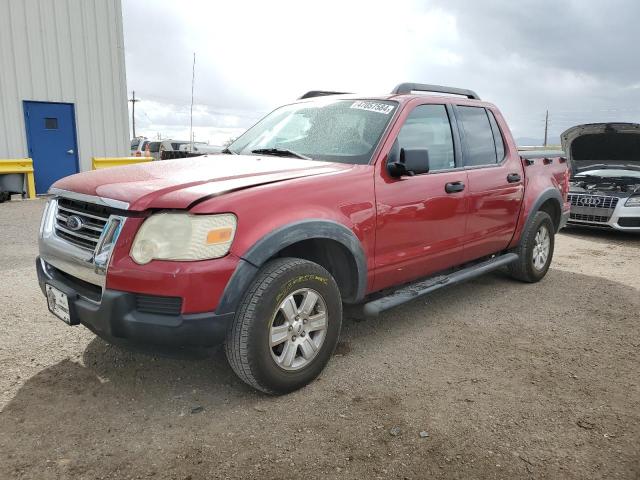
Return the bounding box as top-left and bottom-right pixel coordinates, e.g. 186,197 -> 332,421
130,213 -> 237,264
625,196 -> 640,207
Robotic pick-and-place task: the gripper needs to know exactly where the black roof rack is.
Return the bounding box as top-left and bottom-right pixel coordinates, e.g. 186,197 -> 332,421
391,83 -> 480,100
299,90 -> 352,99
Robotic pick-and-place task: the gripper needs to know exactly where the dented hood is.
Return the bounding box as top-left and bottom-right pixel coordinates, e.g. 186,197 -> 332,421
51,155 -> 349,210
561,123 -> 640,172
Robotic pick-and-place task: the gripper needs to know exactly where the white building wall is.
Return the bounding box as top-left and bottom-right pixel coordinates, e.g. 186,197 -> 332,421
0,0 -> 129,170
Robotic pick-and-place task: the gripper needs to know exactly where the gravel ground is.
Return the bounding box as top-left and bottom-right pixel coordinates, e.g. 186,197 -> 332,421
1,198 -> 638,479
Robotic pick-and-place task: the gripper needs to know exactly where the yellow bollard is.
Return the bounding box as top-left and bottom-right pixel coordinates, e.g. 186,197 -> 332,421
92,157 -> 152,170
0,158 -> 37,199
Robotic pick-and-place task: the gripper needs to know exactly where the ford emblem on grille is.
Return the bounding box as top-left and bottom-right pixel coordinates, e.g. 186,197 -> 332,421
578,196 -> 602,207
66,215 -> 84,231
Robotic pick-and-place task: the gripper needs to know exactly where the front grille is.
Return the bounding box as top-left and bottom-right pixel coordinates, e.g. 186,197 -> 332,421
618,217 -> 640,227
54,198 -> 110,251
570,213 -> 610,223
568,194 -> 619,209
135,294 -> 183,316
567,194 -> 618,224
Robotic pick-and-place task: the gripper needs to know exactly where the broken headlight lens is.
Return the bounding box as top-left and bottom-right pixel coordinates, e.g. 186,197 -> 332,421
625,196 -> 640,207
130,213 -> 237,264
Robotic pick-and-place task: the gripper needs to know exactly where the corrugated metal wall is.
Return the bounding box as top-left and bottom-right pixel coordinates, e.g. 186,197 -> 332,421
0,0 -> 129,171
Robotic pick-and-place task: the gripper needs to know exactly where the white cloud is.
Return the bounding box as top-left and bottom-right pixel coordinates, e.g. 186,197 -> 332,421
124,0 -> 640,145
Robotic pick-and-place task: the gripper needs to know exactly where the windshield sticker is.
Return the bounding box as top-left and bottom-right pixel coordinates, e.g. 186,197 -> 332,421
350,101 -> 395,115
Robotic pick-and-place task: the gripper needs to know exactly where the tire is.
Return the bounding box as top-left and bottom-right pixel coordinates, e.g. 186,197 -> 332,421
508,211 -> 555,283
225,257 -> 342,395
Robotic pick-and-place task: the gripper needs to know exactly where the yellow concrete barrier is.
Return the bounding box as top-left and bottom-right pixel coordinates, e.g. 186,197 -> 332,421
92,157 -> 152,170
0,158 -> 36,199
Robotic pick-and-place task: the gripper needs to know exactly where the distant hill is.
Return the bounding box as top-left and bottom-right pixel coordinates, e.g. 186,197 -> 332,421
516,136 -> 561,147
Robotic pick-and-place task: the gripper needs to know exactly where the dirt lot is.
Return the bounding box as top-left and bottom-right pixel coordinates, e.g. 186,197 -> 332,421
1,198 -> 638,479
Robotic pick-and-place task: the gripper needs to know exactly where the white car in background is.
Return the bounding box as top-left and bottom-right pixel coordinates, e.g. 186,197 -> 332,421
130,138 -> 224,160
563,123 -> 640,231
147,140 -> 195,160
178,142 -> 224,155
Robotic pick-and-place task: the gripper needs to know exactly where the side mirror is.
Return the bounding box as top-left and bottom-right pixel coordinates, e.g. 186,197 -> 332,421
387,148 -> 430,178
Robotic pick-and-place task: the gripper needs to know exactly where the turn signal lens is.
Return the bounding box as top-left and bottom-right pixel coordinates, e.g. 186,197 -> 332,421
207,227 -> 233,244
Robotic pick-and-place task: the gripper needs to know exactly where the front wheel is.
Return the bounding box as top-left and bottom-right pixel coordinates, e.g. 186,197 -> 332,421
225,258 -> 342,395
508,211 -> 555,282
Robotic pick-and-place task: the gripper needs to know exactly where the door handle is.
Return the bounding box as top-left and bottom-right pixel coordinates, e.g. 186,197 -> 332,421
66,149 -> 74,155
445,181 -> 465,193
507,173 -> 521,183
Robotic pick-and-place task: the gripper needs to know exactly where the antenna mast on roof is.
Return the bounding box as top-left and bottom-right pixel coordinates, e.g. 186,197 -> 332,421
189,52 -> 196,153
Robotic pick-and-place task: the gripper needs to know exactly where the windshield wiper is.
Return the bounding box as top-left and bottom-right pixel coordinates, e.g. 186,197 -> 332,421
221,147 -> 237,155
251,148 -> 311,160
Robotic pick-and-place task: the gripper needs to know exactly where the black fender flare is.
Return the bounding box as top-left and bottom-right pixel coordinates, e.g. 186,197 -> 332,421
519,188 -> 563,242
216,220 -> 368,315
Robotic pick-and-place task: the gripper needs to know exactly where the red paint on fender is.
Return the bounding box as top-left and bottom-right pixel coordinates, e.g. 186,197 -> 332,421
106,217 -> 239,313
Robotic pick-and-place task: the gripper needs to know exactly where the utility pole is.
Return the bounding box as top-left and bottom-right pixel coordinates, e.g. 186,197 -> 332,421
129,90 -> 140,139
543,109 -> 549,147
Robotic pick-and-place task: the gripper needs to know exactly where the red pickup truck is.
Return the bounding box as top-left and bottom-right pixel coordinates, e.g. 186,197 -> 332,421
38,83 -> 570,394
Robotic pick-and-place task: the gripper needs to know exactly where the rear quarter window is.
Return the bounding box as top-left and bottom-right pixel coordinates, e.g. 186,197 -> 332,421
487,110 -> 505,161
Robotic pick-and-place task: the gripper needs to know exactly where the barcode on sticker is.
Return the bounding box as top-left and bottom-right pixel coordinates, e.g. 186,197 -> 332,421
350,101 -> 395,115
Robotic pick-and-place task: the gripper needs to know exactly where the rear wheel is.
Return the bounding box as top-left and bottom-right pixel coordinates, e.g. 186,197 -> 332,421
509,211 -> 555,282
225,258 -> 342,394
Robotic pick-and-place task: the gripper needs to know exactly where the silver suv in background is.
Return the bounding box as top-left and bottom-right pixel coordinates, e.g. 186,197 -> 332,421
563,123 -> 640,231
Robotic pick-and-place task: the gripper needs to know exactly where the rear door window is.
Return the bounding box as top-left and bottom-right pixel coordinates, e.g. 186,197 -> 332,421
396,104 -> 456,171
456,106 -> 498,167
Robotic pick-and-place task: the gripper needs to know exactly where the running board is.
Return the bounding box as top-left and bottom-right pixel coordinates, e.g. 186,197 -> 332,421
363,253 -> 519,318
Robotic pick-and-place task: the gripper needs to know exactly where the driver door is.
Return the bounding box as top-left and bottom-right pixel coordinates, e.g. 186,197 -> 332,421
373,103 -> 468,291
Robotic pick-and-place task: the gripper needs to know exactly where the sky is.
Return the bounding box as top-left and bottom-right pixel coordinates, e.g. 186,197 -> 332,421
122,0 -> 640,146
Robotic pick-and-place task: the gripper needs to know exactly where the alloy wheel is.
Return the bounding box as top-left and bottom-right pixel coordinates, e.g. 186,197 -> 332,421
269,288 -> 328,371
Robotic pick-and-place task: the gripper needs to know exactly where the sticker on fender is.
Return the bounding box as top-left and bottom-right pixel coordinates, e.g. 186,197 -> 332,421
350,101 -> 395,114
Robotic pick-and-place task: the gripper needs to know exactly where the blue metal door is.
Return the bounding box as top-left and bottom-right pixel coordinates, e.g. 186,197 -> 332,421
23,101 -> 79,194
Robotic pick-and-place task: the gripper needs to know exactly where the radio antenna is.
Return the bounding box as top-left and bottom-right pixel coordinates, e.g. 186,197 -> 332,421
189,52 -> 196,153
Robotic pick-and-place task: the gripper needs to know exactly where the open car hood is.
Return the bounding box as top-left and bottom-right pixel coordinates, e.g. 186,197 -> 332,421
51,155 -> 349,210
561,123 -> 640,173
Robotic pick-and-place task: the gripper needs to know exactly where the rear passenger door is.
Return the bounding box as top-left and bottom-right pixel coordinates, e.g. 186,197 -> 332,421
373,103 -> 469,291
454,105 -> 524,261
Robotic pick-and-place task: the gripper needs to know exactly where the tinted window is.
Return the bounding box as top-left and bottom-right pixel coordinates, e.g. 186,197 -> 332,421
148,142 -> 161,153
131,139 -> 140,149
457,106 -> 497,166
396,105 -> 455,171
487,110 -> 505,161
